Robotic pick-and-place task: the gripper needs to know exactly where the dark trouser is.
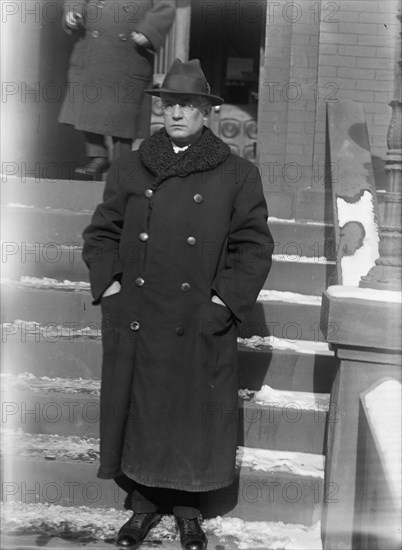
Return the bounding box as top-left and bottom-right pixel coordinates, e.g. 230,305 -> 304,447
84,131 -> 132,160
132,482 -> 201,519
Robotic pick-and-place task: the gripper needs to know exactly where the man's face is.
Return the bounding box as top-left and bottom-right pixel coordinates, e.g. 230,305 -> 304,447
161,93 -> 211,146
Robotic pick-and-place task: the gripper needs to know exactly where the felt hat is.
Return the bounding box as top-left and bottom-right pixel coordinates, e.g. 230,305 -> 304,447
145,58 -> 224,106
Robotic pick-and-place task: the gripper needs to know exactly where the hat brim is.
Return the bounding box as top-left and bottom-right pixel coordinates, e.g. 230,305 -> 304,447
145,87 -> 224,106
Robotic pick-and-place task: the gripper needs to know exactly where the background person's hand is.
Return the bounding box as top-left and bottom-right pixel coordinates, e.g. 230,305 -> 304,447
65,11 -> 82,29
131,32 -> 151,48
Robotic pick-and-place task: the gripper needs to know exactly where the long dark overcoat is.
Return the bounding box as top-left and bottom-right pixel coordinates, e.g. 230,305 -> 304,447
83,128 -> 273,491
59,0 -> 175,138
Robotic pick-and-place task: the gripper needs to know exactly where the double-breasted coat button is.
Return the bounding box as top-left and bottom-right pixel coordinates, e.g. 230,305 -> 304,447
193,193 -> 204,203
181,282 -> 191,292
130,321 -> 140,331
91,30 -> 100,38
144,189 -> 154,198
135,277 -> 145,287
186,236 -> 196,246
139,232 -> 149,242
176,326 -> 184,336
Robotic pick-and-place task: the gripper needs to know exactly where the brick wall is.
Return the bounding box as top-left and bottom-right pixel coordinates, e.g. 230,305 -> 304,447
314,0 -> 400,189
259,0 -> 399,211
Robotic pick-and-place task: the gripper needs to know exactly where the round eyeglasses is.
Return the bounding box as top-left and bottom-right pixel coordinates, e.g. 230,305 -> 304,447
161,101 -> 205,116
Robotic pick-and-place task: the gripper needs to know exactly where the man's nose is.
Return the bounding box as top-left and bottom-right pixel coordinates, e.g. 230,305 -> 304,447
171,104 -> 183,118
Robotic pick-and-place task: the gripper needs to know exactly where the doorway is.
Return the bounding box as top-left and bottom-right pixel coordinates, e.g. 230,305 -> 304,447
189,0 -> 266,161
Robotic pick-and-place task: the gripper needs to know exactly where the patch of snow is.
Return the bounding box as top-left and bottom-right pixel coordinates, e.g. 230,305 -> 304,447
268,217 -> 330,227
0,372 -> 100,395
0,502 -> 322,548
6,203 -> 35,208
240,385 -> 329,411
19,276 -> 90,290
238,335 -> 332,355
363,380 -> 402,508
272,254 -> 332,264
1,430 -> 100,462
207,516 -> 322,549
327,285 -> 402,303
1,320 -> 100,340
236,447 -> 324,478
336,190 -> 379,286
258,290 -> 322,306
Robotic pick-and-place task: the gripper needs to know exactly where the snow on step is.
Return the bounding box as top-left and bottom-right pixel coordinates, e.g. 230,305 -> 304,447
272,254 -> 335,264
1,372 -> 100,395
239,385 -> 329,411
2,276 -> 90,291
2,373 -> 329,411
238,335 -> 333,355
1,501 -> 322,549
2,431 -> 324,479
236,447 -> 324,479
268,217 -> 331,227
1,320 -> 100,343
258,290 -> 322,306
3,278 -> 323,307
1,430 -> 100,462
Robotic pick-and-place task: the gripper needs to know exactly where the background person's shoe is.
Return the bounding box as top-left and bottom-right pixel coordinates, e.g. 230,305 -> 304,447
116,511 -> 163,548
176,516 -> 207,550
75,157 -> 110,179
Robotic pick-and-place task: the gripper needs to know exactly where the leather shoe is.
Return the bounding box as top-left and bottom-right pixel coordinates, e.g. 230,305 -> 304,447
75,157 -> 110,179
176,516 -> 207,550
116,511 -> 163,548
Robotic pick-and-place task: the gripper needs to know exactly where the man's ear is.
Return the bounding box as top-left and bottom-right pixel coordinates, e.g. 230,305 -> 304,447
203,105 -> 212,118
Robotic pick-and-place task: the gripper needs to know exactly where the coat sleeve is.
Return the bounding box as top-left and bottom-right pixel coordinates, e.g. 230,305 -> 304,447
134,0 -> 176,51
211,164 -> 274,323
82,161 -> 126,305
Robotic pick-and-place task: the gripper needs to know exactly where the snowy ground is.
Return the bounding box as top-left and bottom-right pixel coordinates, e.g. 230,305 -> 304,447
1,502 -> 322,549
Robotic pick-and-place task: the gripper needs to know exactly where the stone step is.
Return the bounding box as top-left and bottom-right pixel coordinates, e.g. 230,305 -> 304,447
1,376 -> 329,454
267,218 -> 336,260
2,247 -> 337,296
1,436 -> 324,525
2,175 -> 337,226
0,502 -> 323,549
2,204 -> 334,260
1,283 -> 324,341
1,330 -> 336,393
1,177 -> 104,213
1,207 -> 92,244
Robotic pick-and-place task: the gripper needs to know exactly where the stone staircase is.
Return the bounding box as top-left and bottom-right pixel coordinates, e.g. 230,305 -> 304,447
1,175 -> 338,549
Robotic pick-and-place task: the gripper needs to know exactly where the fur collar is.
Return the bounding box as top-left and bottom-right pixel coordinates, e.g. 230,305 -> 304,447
139,127 -> 231,184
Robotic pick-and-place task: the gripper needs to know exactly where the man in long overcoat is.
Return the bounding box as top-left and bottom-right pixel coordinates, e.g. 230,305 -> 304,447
83,59 -> 273,550
59,0 -> 175,177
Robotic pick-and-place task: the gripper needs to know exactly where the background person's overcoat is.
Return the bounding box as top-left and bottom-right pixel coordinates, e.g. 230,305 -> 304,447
83,128 -> 273,491
59,0 -> 175,138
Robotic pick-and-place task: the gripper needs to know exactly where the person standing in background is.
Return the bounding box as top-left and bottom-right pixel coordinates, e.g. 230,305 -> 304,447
59,0 -> 175,179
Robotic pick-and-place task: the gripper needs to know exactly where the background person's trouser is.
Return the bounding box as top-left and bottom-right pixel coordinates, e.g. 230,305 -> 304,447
84,131 -> 132,159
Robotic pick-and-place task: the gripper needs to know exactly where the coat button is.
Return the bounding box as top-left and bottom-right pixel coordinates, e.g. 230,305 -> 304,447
181,282 -> 191,292
187,236 -> 196,246
139,232 -> 149,242
176,326 -> 184,336
135,277 -> 145,287
91,30 -> 100,38
118,33 -> 127,41
144,189 -> 153,198
130,321 -> 140,331
193,194 -> 204,203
